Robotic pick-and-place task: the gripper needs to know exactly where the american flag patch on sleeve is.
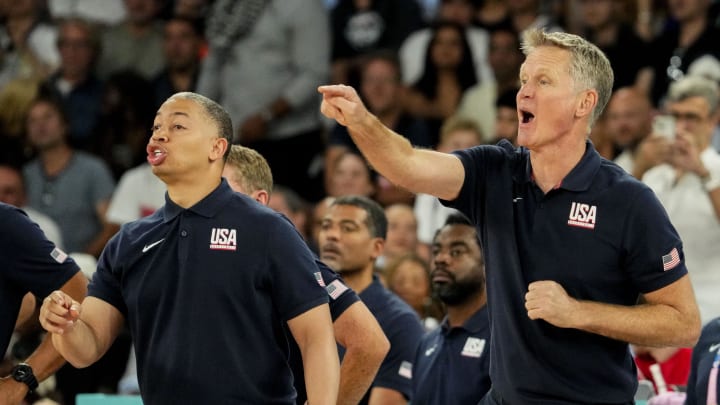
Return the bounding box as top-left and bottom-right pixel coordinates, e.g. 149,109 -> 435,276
398,361 -> 413,379
326,280 -> 348,300
50,247 -> 68,263
314,272 -> 326,287
662,247 -> 680,271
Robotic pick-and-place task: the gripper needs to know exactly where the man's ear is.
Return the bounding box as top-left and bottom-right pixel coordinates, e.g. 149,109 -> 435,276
253,190 -> 270,206
210,137 -> 229,162
576,89 -> 598,119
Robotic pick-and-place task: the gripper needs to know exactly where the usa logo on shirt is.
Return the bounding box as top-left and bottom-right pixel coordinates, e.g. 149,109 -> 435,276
567,202 -> 597,229
209,228 -> 237,251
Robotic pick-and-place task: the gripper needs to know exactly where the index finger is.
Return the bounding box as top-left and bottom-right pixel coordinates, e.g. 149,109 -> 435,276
317,84 -> 351,97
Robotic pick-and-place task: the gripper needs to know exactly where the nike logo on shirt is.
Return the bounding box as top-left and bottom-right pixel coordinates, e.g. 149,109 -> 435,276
710,343 -> 720,353
142,239 -> 165,253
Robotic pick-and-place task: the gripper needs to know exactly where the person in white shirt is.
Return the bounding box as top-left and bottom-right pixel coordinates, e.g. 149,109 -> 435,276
642,75 -> 720,325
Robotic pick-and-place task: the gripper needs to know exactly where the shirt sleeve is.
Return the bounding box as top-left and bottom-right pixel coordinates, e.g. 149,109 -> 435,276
373,310 -> 424,399
1,205 -> 80,298
87,231 -> 128,316
316,259 -> 359,321
267,216 -> 329,322
622,186 -> 688,293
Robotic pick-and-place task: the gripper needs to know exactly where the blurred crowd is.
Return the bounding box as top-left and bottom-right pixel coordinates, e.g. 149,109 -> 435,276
2,0 -> 720,403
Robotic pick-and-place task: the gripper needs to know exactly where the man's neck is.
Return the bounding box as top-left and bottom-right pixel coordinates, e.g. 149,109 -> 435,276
446,293 -> 487,328
338,265 -> 375,294
530,135 -> 587,193
165,173 -> 222,209
40,145 -> 72,177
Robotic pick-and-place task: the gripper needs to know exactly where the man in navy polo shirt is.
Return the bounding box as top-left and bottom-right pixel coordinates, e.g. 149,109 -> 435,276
1,203 -> 87,404
39,92 -> 340,404
318,29 -> 701,404
318,195 -> 424,405
223,144 -> 390,405
412,213 -> 490,405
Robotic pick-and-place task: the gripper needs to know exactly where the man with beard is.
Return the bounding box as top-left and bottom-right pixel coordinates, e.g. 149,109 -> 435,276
411,213 -> 490,405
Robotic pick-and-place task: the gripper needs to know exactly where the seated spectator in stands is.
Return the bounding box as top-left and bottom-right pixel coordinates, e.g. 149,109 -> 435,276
267,185 -> 311,244
97,0 -> 165,80
106,162 -> 165,226
489,88 -> 520,146
404,21 -> 479,146
40,18 -> 104,149
633,345 -> 693,394
329,0 -> 423,84
379,203 -> 429,270
22,95 -> 117,258
649,0 -> 720,106
327,151 -> 376,199
457,27 -> 523,142
412,212 -> 491,404
0,164 -> 63,247
578,0 -> 652,91
384,252 -> 442,331
414,117 -> 482,247
326,50 -> 430,206
400,0 -> 492,89
93,71 -> 156,179
199,0 -> 330,203
48,0 -> 126,25
501,0 -> 563,35
0,0 -> 59,89
151,15 -> 204,111
641,76 -> 720,325
685,316 -> 720,405
605,87 -> 665,179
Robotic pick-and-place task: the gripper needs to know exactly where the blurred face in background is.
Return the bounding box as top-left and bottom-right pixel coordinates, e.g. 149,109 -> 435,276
384,204 -> 419,260
605,88 -> 652,149
163,19 -> 202,72
0,166 -> 25,207
330,152 -> 375,198
438,129 -> 482,153
496,106 -> 519,143
124,0 -> 162,25
361,58 -> 403,116
388,257 -> 431,315
438,0 -> 476,26
580,0 -> 614,30
668,0 -> 710,22
431,26 -> 464,70
58,22 -> 96,80
489,30 -> 522,86
26,101 -> 67,150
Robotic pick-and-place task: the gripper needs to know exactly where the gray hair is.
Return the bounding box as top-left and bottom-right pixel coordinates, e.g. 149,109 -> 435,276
521,29 -> 614,128
168,92 -> 234,160
666,75 -> 719,114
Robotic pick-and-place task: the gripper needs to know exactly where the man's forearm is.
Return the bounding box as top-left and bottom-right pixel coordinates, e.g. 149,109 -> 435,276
302,338 -> 340,405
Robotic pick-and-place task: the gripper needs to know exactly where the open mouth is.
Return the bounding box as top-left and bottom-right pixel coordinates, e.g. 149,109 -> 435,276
521,110 -> 535,124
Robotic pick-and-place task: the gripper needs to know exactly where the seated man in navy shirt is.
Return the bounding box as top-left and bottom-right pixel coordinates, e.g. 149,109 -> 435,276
223,144 -> 390,405
412,213 -> 490,405
318,195 -> 425,405
38,92 -> 340,404
318,29 -> 700,404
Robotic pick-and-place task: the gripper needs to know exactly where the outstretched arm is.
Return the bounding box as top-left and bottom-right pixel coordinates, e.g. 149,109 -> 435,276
525,274 -> 700,347
288,303 -> 340,405
334,301 -> 389,405
318,85 -> 465,200
40,294 -> 125,368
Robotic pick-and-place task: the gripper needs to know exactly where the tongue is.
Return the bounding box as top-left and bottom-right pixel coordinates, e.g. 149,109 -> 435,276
147,152 -> 166,166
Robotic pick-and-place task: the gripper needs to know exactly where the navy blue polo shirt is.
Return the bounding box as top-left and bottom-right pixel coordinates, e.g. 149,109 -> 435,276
1,203 -> 79,354
88,180 -> 329,404
351,276 -> 424,403
292,258 -> 359,405
444,140 -> 687,404
412,305 -> 491,405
